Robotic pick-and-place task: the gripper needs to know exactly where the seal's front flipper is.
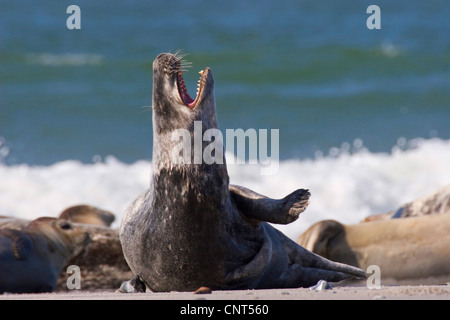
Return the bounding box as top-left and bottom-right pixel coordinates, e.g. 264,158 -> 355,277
229,185 -> 310,224
7,229 -> 33,261
283,189 -> 311,222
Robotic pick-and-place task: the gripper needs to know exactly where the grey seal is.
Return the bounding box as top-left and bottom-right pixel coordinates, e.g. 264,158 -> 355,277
0,217 -> 90,293
297,214 -> 450,285
0,213 -> 132,292
362,184 -> 450,222
119,52 -> 366,292
59,204 -> 116,227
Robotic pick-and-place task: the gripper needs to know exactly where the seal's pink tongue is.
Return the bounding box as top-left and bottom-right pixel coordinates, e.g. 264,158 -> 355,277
177,73 -> 197,108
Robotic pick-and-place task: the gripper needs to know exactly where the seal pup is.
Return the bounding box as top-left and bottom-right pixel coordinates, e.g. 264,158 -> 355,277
0,217 -> 90,293
119,52 -> 366,292
59,204 -> 116,227
297,214 -> 450,284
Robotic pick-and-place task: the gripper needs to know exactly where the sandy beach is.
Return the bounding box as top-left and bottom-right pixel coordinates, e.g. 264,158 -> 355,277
2,284 -> 450,300
5,286 -> 446,319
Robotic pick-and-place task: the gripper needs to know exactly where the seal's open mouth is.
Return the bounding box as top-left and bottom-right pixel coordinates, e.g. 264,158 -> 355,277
176,69 -> 207,109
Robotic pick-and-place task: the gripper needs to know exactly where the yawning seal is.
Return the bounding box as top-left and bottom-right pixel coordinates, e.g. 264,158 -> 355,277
119,52 -> 366,292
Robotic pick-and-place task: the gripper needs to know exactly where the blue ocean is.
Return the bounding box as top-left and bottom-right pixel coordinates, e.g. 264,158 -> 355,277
1,0 -> 449,239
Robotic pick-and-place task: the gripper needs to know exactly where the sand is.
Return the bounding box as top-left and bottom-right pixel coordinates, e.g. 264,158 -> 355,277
2,284 -> 450,300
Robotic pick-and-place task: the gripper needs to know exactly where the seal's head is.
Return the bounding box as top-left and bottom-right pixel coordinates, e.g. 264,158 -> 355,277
25,217 -> 91,262
152,52 -> 216,132
150,52 -> 225,172
59,204 -> 116,227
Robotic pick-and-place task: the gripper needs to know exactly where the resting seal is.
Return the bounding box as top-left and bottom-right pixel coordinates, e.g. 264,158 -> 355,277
0,216 -> 29,230
363,185 -> 450,222
119,52 -> 366,292
297,214 -> 450,284
0,217 -> 90,293
59,204 -> 116,227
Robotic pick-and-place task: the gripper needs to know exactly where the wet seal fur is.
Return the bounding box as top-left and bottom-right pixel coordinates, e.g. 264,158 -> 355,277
119,52 -> 366,292
0,217 -> 90,293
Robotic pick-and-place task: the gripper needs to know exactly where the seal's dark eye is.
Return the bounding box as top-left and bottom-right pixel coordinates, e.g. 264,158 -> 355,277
59,222 -> 73,230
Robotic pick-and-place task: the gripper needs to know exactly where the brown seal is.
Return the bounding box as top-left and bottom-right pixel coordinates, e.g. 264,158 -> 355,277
0,217 -> 90,293
297,214 -> 450,284
119,52 -> 366,292
59,204 -> 115,227
0,213 -> 132,292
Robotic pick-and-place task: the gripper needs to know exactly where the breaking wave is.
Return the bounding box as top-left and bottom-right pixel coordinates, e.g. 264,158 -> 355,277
1,137 -> 449,240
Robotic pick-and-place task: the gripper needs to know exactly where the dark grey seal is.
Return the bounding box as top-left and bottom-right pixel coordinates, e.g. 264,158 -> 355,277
119,52 -> 366,292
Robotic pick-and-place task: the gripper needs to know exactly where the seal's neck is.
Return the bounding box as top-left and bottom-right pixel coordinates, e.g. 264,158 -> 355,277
151,82 -> 229,213
150,162 -> 229,219
151,117 -> 230,215
152,101 -> 227,172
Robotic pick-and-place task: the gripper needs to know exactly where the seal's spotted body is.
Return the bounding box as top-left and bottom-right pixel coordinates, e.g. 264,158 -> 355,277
119,52 -> 366,292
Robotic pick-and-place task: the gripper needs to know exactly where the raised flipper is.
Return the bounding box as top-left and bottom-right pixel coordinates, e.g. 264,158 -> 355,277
229,185 -> 310,224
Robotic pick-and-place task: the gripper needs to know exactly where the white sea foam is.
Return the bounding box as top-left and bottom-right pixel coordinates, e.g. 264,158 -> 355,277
1,138 -> 449,241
